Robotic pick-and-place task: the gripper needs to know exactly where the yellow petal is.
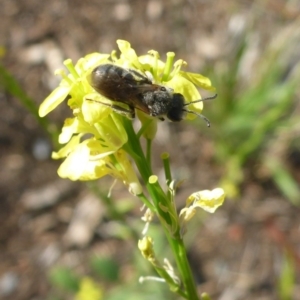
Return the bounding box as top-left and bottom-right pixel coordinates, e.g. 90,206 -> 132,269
138,55 -> 165,73
188,188 -> 225,213
116,40 -> 142,69
52,134 -> 82,159
82,94 -> 112,124
114,150 -> 142,195
39,84 -> 70,117
57,142 -> 110,181
166,75 -> 202,107
180,71 -> 216,91
138,236 -> 154,260
95,115 -> 128,149
75,277 -> 103,300
76,53 -> 110,74
57,142 -> 90,180
117,40 -> 137,59
179,207 -> 196,222
58,118 -> 79,144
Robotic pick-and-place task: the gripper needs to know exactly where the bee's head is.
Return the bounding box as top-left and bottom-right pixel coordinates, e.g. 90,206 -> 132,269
167,94 -> 217,126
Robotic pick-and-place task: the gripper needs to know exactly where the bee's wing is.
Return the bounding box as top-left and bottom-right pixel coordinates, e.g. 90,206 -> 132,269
91,64 -> 162,116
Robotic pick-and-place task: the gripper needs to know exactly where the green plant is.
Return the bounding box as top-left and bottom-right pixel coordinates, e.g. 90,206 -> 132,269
39,40 -> 225,299
277,252 -> 296,300
205,20 -> 300,203
0,64 -> 59,146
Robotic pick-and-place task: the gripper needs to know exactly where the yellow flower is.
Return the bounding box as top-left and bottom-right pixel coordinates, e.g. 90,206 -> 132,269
55,144 -> 142,195
138,236 -> 155,261
179,188 -> 225,235
39,40 -> 215,193
186,188 -> 226,213
39,54 -> 110,117
75,277 -> 102,300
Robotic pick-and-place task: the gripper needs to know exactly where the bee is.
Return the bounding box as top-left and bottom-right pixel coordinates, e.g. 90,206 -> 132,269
88,64 -> 216,126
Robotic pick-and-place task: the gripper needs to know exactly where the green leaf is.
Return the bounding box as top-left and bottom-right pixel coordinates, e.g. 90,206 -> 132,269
90,256 -> 120,282
277,253 -> 296,300
49,267 -> 80,292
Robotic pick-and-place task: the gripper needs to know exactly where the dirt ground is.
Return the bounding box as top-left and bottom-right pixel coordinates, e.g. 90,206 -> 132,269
1,1 -> 300,299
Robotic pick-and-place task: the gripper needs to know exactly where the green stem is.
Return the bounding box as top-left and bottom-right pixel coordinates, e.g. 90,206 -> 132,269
146,139 -> 152,167
122,118 -> 199,299
0,64 -> 59,147
137,192 -> 155,212
161,152 -> 172,183
168,236 -> 199,300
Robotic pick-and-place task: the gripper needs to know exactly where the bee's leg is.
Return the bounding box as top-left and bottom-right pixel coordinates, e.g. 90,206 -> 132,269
110,104 -> 135,119
86,98 -> 135,119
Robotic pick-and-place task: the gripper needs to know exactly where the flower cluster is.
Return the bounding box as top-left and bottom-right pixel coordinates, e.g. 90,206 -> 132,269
40,40 -> 225,299
39,40 -> 215,193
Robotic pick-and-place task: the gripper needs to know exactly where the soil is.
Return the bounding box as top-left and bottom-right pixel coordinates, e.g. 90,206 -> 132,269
1,1 -> 300,299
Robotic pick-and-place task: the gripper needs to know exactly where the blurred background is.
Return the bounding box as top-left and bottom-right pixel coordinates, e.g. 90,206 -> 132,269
1,0 -> 300,299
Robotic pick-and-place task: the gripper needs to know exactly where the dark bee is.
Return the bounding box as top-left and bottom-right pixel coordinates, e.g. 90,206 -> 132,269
88,64 -> 215,126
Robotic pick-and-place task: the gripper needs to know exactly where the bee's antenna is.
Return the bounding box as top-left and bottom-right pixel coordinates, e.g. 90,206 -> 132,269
182,94 -> 216,127
183,109 -> 211,127
184,93 -> 217,106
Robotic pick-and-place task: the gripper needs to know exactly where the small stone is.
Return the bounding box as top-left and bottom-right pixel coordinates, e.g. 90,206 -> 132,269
0,272 -> 19,296
38,243 -> 61,268
146,0 -> 163,20
32,138 -> 51,161
113,3 -> 132,21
